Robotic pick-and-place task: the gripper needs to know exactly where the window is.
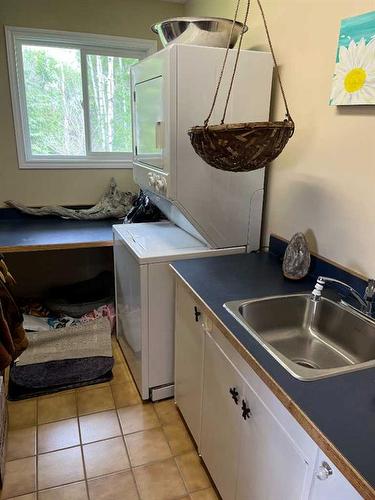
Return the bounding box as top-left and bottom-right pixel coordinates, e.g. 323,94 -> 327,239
5,27 -> 156,169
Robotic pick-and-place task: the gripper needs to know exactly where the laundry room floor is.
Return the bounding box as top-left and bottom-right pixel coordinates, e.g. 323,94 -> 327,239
2,339 -> 217,500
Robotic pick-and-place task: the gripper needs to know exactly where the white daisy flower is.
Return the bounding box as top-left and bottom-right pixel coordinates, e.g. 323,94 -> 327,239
330,37 -> 375,105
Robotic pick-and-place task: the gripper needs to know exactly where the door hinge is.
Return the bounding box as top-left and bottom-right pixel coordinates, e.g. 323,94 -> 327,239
194,306 -> 201,322
133,90 -> 136,102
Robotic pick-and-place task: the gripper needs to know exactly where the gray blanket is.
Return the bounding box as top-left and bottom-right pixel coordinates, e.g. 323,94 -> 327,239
16,317 -> 112,366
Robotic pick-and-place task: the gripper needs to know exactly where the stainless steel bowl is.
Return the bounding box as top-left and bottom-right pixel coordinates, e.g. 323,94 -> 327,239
151,17 -> 248,49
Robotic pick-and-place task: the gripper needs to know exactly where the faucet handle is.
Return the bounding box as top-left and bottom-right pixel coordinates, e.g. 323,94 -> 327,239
311,277 -> 325,301
365,279 -> 375,300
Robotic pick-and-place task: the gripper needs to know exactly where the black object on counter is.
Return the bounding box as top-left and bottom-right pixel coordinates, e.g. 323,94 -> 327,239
124,191 -> 164,224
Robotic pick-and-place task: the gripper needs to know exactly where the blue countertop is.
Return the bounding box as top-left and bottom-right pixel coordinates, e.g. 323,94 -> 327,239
0,209 -> 117,252
171,251 -> 375,494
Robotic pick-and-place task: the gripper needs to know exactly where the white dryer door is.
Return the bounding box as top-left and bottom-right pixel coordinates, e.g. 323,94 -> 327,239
134,76 -> 164,170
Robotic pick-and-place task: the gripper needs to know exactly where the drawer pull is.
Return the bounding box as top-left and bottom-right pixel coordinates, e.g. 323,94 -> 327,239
316,461 -> 333,481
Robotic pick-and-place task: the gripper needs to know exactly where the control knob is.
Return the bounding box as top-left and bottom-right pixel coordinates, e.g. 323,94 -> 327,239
155,177 -> 167,193
148,173 -> 156,187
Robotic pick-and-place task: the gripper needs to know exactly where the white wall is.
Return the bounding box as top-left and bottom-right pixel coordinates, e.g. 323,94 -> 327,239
0,0 -> 185,207
186,0 -> 375,277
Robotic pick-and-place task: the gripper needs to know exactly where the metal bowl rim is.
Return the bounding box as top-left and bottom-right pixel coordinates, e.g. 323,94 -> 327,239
151,17 -> 248,34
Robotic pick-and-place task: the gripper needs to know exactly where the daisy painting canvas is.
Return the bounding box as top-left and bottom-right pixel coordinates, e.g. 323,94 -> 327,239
330,10 -> 375,105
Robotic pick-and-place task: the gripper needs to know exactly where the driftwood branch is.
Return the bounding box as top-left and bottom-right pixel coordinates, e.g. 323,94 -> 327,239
6,178 -> 136,220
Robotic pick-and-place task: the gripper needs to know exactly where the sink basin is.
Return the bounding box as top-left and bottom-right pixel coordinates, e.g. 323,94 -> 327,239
224,294 -> 375,380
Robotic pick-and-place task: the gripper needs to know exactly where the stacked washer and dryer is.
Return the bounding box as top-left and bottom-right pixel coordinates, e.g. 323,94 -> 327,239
114,43 -> 273,400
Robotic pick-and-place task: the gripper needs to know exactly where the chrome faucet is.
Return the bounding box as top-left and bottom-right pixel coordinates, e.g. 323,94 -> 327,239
364,279 -> 375,316
311,276 -> 375,317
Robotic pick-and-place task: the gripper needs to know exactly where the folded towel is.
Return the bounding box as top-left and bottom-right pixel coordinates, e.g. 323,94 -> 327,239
16,317 -> 112,366
23,315 -> 50,332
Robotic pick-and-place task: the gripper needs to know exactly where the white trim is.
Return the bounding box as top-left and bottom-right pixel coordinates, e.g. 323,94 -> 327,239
6,26 -> 157,55
18,161 -> 133,170
5,26 -> 157,170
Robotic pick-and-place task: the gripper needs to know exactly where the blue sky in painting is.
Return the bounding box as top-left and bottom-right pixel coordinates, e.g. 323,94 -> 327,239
336,10 -> 375,61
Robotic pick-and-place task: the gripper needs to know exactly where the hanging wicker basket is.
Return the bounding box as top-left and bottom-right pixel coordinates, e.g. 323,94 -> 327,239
189,120 -> 294,172
188,0 -> 295,173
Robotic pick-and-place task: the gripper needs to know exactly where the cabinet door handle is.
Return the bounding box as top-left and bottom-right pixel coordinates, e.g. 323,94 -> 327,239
316,462 -> 333,481
229,387 -> 239,405
241,400 -> 251,420
194,306 -> 201,322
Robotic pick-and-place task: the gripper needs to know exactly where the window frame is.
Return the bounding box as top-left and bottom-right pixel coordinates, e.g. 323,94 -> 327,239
5,26 -> 157,169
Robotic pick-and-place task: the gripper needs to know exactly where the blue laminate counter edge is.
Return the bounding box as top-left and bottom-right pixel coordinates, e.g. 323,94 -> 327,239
171,248 -> 375,498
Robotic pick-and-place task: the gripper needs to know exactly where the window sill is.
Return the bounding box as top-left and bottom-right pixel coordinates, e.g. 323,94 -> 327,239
18,160 -> 134,170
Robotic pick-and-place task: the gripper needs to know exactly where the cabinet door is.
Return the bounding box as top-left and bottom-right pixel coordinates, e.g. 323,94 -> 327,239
236,382 -> 313,500
309,451 -> 362,500
174,282 -> 205,445
201,332 -> 244,500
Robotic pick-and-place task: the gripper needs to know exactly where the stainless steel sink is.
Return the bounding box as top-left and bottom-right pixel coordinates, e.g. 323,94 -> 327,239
224,294 -> 375,380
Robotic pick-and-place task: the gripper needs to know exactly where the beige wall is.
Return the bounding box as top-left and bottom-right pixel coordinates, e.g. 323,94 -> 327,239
186,0 -> 375,277
0,0 -> 184,207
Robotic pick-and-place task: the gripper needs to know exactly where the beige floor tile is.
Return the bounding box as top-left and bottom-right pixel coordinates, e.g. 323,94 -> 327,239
76,382 -> 110,392
77,385 -> 115,415
118,404 -> 159,435
6,494 -> 37,500
37,392 -> 77,424
38,446 -> 84,490
38,481 -> 88,500
110,363 -> 131,385
38,388 -> 75,397
1,456 -> 36,499
79,410 -> 121,444
175,452 -> 210,493
154,399 -> 180,425
38,418 -> 80,453
7,400 -> 37,429
134,458 -> 187,500
6,427 -> 36,461
111,382 -> 141,408
112,342 -> 125,364
88,470 -> 139,500
125,428 -> 172,467
163,422 -> 195,455
83,436 -> 130,478
189,488 -> 218,500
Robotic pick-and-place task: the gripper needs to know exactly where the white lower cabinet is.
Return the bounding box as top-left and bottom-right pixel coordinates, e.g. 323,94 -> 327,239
200,333 -> 244,500
174,282 -> 364,500
237,381 -> 313,500
201,332 -> 314,500
174,281 -> 205,446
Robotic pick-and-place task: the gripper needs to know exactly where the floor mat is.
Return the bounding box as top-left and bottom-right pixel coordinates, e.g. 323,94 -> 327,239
8,356 -> 114,400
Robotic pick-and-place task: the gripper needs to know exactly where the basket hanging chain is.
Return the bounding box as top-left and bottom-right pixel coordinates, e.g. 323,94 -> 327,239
221,0 -> 250,125
203,0 -> 294,128
256,0 -> 293,125
203,0 -> 242,128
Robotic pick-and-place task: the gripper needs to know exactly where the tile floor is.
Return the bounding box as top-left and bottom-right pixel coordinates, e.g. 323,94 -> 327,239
1,339 -> 218,500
